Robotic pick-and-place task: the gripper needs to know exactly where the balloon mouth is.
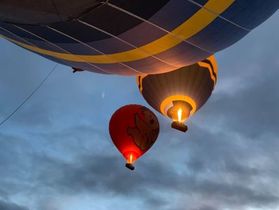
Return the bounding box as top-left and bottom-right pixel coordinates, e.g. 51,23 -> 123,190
167,100 -> 192,122
124,152 -> 138,171
160,95 -> 196,117
127,153 -> 135,164
167,100 -> 192,132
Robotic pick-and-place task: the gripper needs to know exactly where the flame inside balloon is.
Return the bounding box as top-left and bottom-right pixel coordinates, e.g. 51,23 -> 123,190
177,108 -> 183,123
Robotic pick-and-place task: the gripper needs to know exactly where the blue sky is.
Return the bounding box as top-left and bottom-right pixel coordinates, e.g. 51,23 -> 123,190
0,11 -> 278,210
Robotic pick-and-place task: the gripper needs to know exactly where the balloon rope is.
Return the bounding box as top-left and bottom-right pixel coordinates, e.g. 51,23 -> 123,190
0,64 -> 58,127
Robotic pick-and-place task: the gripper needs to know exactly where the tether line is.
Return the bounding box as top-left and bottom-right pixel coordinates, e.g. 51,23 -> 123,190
0,64 -> 58,127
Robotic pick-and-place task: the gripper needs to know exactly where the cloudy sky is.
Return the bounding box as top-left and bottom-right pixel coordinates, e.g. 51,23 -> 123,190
0,11 -> 279,210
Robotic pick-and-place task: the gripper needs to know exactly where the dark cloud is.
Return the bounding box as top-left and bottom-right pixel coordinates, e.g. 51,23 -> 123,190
23,126 -> 279,209
191,206 -> 217,210
0,200 -> 28,210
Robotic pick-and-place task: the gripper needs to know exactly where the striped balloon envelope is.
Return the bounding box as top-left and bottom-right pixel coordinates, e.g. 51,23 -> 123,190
0,0 -> 278,75
137,55 -> 217,132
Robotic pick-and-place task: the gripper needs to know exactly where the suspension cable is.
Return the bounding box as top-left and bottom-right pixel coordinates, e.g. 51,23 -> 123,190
0,64 -> 58,127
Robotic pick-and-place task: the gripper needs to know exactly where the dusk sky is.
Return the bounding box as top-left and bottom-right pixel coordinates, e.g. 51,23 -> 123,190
0,10 -> 278,210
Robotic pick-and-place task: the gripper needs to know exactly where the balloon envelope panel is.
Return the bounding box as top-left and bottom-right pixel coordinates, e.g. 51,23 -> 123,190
0,0 -> 277,75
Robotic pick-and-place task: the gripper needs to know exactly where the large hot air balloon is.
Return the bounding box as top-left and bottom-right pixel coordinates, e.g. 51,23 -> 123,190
0,1 -> 277,75
109,104 -> 159,170
137,55 -> 217,132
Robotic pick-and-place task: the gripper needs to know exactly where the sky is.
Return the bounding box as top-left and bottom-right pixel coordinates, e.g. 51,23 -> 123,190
0,11 -> 278,210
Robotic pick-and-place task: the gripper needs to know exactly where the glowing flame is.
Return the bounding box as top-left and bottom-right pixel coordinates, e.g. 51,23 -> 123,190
128,153 -> 134,164
177,108 -> 182,122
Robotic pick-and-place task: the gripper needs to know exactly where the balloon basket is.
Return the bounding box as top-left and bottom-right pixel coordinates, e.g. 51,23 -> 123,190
171,121 -> 188,132
125,163 -> 135,171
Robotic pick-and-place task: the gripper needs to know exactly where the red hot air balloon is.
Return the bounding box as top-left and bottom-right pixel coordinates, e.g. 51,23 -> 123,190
109,104 -> 159,170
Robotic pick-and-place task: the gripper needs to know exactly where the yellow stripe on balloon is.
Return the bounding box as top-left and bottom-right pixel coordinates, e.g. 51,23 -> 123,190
207,55 -> 218,76
197,61 -> 217,85
0,0 -> 234,64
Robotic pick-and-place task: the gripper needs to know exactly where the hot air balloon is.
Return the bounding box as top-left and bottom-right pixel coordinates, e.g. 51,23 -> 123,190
109,104 -> 159,170
137,55 -> 217,132
0,1 -> 277,75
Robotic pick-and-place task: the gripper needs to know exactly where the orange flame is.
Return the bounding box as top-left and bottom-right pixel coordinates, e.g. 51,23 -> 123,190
127,153 -> 134,164
177,108 -> 182,122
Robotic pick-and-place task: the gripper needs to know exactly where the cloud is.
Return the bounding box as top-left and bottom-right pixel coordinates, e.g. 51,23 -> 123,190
19,125 -> 279,210
0,200 -> 28,210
